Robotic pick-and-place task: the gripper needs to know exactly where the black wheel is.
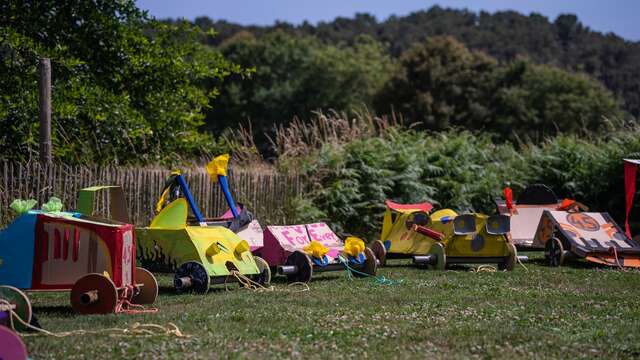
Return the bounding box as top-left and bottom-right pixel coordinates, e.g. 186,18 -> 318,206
370,240 -> 387,267
174,261 -> 210,294
252,256 -> 271,286
426,242 -> 446,270
545,237 -> 566,267
285,251 -> 313,283
354,248 -> 377,277
498,242 -> 517,271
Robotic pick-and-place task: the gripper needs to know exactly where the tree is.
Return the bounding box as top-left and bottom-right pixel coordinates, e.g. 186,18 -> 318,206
375,36 -> 497,130
192,6 -> 640,118
376,36 -> 622,140
207,31 -> 396,153
0,0 -> 243,164
492,60 -> 622,140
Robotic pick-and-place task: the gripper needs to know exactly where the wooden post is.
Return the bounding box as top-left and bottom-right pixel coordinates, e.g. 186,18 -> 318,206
38,58 -> 52,164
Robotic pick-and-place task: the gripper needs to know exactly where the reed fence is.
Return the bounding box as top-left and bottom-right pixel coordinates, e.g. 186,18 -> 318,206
0,161 -> 304,227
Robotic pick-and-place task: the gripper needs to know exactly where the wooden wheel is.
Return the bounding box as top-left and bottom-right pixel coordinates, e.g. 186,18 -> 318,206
0,285 -> 32,331
131,267 -> 158,305
370,240 -> 387,267
0,325 -> 28,360
285,251 -> 313,283
252,256 -> 272,286
545,237 -> 566,267
354,248 -> 378,277
499,242 -> 517,271
174,261 -> 210,294
427,242 -> 446,270
70,273 -> 118,315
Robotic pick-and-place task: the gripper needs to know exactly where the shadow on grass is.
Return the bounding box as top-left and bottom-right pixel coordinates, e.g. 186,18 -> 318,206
33,305 -> 74,316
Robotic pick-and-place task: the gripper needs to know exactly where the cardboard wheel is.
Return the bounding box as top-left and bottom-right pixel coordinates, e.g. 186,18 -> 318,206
370,240 -> 387,267
354,248 -> 378,277
285,251 -> 313,283
252,256 -> 272,286
70,273 -> 118,315
131,267 -> 158,305
0,325 -> 28,360
427,242 -> 446,270
0,285 -> 32,332
499,242 -> 517,271
175,261 -> 210,294
545,237 -> 566,267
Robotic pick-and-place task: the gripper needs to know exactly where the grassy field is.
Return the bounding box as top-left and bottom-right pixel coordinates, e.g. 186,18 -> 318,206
18,252 -> 640,359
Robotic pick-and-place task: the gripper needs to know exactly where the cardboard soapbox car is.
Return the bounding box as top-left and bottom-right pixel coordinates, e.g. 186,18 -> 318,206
0,187 -> 157,325
370,200 -> 517,270
145,156 -> 377,285
136,155 -> 271,293
495,184 -> 588,249
497,180 -> 640,268
255,223 -> 378,283
530,159 -> 640,268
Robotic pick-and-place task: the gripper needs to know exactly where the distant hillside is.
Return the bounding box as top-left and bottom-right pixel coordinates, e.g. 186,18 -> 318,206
184,6 -> 640,118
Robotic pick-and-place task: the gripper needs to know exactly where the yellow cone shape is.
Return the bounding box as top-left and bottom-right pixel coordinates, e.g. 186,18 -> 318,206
234,240 -> 250,257
344,237 -> 365,257
304,241 -> 329,259
207,154 -> 230,182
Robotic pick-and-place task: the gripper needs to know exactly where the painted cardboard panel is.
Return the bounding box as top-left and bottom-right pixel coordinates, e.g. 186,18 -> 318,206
32,214 -> 135,290
0,213 -> 38,288
136,226 -> 259,277
496,202 -> 559,248
236,220 -> 264,251
534,210 -> 637,253
261,223 -> 345,266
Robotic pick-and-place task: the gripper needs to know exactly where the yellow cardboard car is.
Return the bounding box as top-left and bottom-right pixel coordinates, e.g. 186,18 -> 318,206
136,156 -> 270,294
370,200 -> 517,270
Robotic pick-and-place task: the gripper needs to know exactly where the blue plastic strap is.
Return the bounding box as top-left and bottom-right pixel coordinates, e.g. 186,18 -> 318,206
176,174 -> 205,223
218,175 -> 239,218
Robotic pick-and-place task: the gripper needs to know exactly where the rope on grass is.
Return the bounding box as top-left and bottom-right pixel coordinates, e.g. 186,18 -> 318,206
337,255 -> 403,286
0,299 -> 188,338
469,265 -> 497,273
516,255 -> 529,272
115,285 -> 159,315
224,271 -> 310,293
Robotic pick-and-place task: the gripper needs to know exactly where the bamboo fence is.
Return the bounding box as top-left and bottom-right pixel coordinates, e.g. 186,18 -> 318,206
0,161 -> 304,227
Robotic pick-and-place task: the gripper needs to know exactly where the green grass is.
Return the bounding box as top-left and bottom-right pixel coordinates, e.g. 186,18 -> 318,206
18,252 -> 640,359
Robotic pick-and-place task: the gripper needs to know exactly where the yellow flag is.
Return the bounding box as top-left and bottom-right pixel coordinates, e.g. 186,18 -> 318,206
304,241 -> 329,259
344,237 -> 365,257
207,154 -> 230,182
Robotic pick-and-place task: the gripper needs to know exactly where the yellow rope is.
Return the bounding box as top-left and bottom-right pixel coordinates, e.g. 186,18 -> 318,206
224,271 -> 310,293
469,265 -> 497,272
516,255 -> 529,272
0,299 -> 188,338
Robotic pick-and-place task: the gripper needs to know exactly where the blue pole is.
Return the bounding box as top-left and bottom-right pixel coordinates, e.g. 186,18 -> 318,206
218,175 -> 239,218
176,174 -> 205,223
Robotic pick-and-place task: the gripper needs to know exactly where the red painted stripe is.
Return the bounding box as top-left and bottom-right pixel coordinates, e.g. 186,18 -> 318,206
72,228 -> 80,262
53,229 -> 61,259
63,228 -> 70,260
41,229 -> 49,261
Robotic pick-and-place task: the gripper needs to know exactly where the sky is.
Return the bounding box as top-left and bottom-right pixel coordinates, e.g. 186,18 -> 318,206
136,0 -> 640,41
